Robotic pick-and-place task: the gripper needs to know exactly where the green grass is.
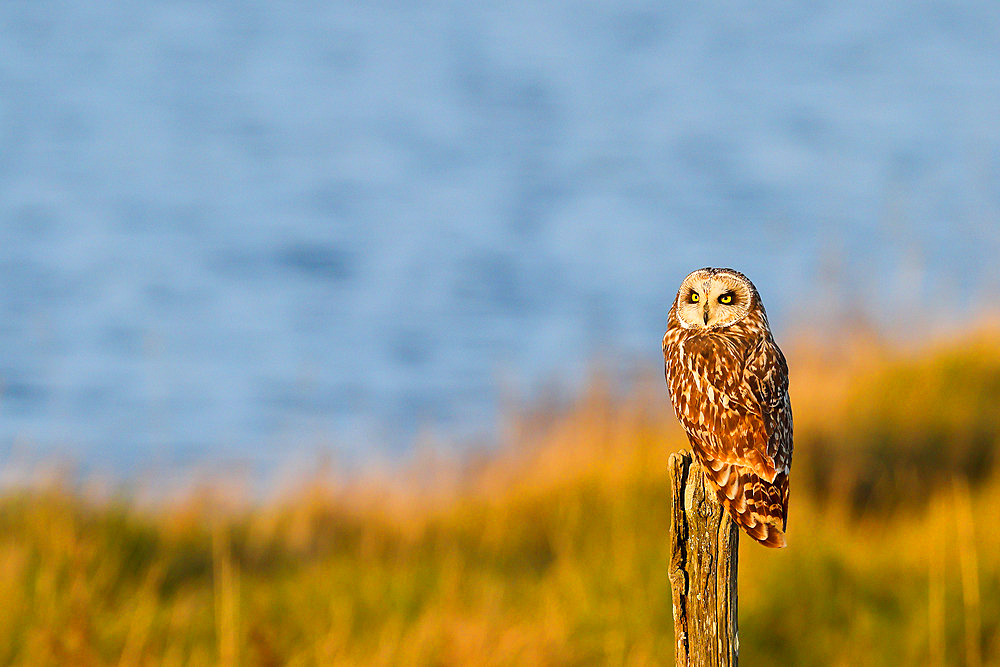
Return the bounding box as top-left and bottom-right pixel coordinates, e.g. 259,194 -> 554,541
1,330 -> 999,665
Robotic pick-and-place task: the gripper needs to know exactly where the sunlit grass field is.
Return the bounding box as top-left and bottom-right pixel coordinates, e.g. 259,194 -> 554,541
1,329 -> 999,665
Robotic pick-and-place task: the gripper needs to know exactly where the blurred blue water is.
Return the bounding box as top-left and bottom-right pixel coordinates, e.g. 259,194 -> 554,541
1,1 -> 999,480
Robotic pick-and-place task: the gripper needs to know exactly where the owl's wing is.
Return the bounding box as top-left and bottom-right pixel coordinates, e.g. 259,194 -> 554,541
739,336 -> 792,478
732,337 -> 792,544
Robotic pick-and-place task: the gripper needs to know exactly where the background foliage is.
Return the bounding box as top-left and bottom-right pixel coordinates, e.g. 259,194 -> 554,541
1,328 -> 998,665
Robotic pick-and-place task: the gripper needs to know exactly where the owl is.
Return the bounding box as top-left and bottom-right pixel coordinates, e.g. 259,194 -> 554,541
663,267 -> 792,548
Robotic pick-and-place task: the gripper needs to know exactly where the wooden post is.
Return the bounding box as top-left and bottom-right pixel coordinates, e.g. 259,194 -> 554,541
669,449 -> 739,666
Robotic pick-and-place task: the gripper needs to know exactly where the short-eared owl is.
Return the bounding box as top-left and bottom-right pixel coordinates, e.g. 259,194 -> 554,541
663,267 -> 792,548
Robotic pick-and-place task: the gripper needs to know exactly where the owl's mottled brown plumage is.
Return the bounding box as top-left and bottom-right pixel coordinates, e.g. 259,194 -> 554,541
663,267 -> 792,548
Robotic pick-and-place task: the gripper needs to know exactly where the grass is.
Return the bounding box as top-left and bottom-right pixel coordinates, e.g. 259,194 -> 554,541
1,329 -> 999,665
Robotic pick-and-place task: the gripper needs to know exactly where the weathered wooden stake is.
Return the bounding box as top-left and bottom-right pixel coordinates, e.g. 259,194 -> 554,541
669,449 -> 739,666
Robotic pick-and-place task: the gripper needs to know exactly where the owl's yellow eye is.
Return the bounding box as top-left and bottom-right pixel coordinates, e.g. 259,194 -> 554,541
689,292 -> 700,303
719,294 -> 733,304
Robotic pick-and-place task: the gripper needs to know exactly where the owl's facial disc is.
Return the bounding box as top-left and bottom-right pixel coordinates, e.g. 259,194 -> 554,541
674,268 -> 753,329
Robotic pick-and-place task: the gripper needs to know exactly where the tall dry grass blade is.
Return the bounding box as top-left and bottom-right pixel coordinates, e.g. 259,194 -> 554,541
953,477 -> 982,667
213,522 -> 239,667
116,564 -> 164,667
928,499 -> 946,667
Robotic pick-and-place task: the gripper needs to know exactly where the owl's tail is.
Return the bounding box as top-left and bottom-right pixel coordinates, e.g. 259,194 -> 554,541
709,463 -> 789,548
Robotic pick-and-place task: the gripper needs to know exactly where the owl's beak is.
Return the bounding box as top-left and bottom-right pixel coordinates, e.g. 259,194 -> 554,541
703,307 -> 709,325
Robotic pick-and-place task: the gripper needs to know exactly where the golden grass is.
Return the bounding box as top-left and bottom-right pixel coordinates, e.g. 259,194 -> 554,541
1,329 -> 999,665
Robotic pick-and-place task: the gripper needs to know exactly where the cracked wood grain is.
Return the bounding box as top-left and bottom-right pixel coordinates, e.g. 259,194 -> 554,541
669,449 -> 739,666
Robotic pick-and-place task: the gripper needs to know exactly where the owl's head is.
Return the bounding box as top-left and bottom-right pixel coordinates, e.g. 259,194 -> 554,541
673,267 -> 759,330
